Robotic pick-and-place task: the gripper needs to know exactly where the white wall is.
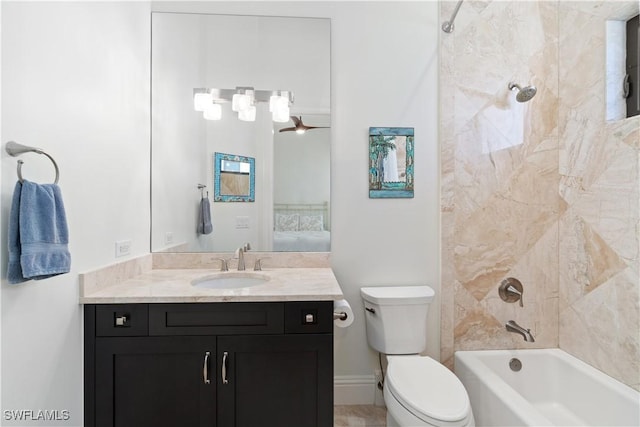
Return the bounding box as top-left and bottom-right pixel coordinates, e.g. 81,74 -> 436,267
151,12 -> 207,252
1,2 -> 150,425
0,1 -> 439,421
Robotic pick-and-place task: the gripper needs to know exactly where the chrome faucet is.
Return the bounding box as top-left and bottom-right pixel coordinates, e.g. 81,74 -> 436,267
234,243 -> 251,271
506,320 -> 535,342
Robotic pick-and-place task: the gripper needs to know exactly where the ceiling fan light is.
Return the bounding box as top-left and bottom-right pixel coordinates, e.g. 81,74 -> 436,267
296,128 -> 306,135
238,105 -> 256,122
194,92 -> 212,111
203,103 -> 222,120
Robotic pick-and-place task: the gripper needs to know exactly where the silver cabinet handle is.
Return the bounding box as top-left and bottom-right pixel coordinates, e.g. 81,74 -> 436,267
623,74 -> 631,99
222,351 -> 229,384
203,351 -> 211,384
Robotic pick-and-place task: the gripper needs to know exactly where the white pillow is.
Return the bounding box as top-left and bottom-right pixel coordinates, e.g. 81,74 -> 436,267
299,214 -> 324,231
275,213 -> 299,231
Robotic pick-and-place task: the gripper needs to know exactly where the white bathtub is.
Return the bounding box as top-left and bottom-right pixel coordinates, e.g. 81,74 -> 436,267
454,349 -> 640,426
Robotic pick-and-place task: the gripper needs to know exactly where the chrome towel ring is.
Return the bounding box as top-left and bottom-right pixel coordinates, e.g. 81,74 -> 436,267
5,141 -> 60,184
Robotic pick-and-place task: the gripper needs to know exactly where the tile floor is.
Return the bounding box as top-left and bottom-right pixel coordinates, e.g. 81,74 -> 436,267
334,405 -> 387,426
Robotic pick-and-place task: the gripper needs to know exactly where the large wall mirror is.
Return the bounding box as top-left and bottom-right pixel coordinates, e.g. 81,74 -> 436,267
151,12 -> 330,252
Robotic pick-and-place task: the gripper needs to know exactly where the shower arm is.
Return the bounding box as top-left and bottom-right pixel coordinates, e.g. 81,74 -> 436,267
442,0 -> 464,33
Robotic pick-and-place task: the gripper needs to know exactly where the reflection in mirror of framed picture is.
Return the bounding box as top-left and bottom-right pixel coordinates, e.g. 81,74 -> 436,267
214,152 -> 255,202
368,127 -> 414,199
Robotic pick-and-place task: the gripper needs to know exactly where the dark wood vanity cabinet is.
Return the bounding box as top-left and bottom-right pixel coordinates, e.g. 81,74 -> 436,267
85,301 -> 334,427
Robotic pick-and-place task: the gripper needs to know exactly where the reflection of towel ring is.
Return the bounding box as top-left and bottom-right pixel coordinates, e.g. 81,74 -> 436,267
6,141 -> 59,184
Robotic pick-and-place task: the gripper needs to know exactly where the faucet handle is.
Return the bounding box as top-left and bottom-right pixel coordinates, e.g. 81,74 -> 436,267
507,285 -> 524,308
213,258 -> 228,272
244,242 -> 251,251
254,258 -> 269,271
499,278 -> 524,308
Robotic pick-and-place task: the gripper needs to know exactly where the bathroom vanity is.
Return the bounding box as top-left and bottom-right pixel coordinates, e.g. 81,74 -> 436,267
80,258 -> 342,427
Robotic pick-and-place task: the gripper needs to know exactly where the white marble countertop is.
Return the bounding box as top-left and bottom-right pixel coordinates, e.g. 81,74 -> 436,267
80,267 -> 344,304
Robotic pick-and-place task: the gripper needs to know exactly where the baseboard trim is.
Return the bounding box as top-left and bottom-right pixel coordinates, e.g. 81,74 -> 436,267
334,375 -> 376,405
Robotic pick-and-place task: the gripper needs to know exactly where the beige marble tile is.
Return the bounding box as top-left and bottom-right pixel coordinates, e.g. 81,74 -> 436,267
334,405 -> 386,427
560,268 -> 640,391
79,254 -> 152,295
152,251 -> 331,269
441,0 -> 639,392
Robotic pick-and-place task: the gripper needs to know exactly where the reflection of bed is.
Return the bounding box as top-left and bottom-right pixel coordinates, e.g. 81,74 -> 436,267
273,202 -> 330,252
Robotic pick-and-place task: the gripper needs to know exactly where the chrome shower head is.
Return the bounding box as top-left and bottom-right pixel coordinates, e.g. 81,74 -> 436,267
508,82 -> 537,103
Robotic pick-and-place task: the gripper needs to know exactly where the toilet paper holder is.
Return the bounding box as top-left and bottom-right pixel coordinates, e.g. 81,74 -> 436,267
333,311 -> 348,321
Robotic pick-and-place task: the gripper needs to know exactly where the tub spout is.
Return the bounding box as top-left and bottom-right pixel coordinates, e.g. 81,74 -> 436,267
506,320 -> 535,342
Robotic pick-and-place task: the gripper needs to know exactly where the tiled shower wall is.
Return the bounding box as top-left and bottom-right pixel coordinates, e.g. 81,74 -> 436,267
557,1 -> 639,391
440,0 -> 639,391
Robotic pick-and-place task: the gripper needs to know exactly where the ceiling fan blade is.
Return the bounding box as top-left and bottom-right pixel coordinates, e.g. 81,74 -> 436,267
305,126 -> 330,130
279,127 -> 297,133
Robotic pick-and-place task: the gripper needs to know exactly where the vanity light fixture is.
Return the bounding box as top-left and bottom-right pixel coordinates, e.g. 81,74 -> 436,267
203,103 -> 222,121
194,87 -> 294,122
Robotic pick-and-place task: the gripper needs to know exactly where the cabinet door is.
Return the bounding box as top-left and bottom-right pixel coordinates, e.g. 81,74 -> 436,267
217,334 -> 333,427
95,336 -> 216,427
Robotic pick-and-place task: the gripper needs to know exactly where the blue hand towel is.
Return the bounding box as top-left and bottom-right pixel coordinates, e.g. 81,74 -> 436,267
198,196 -> 213,235
7,181 -> 24,284
7,180 -> 71,284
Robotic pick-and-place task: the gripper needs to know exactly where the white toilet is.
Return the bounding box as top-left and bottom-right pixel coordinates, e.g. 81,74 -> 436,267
361,286 -> 474,427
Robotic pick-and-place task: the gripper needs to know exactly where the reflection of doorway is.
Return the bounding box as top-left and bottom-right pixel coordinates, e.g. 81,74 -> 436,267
273,113 -> 330,205
273,113 -> 331,249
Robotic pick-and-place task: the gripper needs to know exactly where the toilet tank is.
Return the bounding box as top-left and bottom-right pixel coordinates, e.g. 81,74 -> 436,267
361,286 -> 435,354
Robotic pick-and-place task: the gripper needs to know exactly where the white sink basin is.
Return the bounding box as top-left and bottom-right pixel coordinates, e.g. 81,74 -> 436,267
192,273 -> 270,289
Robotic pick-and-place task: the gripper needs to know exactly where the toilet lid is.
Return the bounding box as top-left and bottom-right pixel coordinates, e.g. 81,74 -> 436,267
386,356 -> 471,424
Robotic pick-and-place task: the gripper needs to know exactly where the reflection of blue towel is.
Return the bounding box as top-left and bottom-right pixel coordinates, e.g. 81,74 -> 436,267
7,180 -> 71,284
198,196 -> 213,235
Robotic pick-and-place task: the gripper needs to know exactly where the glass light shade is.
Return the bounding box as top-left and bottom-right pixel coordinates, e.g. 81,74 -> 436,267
269,95 -> 279,112
238,105 -> 256,122
232,93 -> 251,112
194,93 -> 212,111
296,129 -> 306,135
272,103 -> 290,122
203,103 -> 222,120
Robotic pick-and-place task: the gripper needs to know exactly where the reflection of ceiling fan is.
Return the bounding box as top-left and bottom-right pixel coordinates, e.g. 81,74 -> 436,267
279,116 -> 329,134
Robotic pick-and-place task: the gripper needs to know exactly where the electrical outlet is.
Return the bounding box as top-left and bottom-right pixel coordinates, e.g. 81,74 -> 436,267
235,216 -> 250,229
115,240 -> 132,258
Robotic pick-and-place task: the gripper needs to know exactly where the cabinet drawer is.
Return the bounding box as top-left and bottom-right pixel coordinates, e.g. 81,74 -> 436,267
149,303 -> 284,336
95,304 -> 148,337
285,301 -> 333,334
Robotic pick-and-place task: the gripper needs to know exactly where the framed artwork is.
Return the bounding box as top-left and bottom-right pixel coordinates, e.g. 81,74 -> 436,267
214,152 -> 255,202
369,127 -> 414,198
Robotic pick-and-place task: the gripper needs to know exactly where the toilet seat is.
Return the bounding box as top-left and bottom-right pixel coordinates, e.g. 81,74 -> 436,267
386,356 -> 473,426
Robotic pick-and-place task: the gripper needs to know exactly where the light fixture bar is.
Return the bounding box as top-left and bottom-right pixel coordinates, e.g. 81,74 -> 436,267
193,87 -> 294,106
194,87 -> 294,122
